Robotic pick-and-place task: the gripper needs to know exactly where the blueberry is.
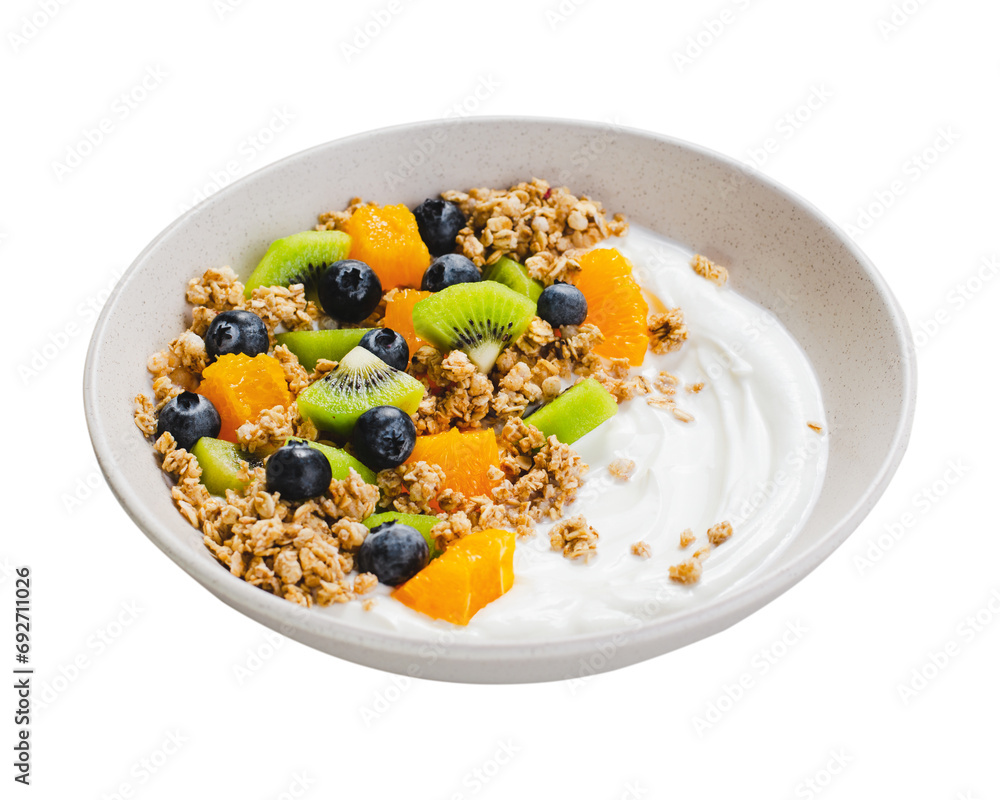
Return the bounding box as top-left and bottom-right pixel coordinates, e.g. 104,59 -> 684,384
265,440 -> 332,501
413,198 -> 467,257
318,260 -> 382,323
536,282 -> 588,327
351,406 -> 416,471
421,253 -> 481,293
156,392 -> 221,450
204,310 -> 269,361
356,522 -> 429,585
359,328 -> 409,371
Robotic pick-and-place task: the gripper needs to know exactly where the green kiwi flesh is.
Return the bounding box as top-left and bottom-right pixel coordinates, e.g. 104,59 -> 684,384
275,328 -> 373,371
243,230 -> 351,296
483,255 -> 544,302
295,346 -> 424,438
191,437 -> 254,496
523,378 -> 618,444
411,281 -> 536,373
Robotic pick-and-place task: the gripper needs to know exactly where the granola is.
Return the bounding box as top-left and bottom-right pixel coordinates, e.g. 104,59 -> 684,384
668,522 -> 735,585
440,178 -> 628,282
609,458 -> 636,481
549,515 -> 599,561
648,308 -> 688,355
630,541 -> 652,559
679,528 -> 696,549
707,521 -> 734,547
669,556 -> 704,585
691,253 -> 729,287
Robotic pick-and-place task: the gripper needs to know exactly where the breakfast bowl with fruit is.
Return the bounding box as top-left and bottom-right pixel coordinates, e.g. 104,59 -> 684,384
84,118 -> 915,683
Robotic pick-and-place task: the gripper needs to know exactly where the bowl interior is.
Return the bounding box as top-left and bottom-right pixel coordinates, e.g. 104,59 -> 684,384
85,118 -> 915,682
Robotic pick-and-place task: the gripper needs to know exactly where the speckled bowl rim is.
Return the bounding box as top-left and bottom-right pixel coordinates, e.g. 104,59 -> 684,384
84,117 -> 916,682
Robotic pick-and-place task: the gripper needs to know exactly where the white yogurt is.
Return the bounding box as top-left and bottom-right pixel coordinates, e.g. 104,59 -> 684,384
326,226 -> 828,641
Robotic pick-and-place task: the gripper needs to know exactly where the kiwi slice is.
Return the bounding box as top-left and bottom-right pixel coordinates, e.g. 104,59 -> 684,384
523,378 -> 618,444
243,230 -> 352,296
191,437 -> 255,495
362,511 -> 443,558
295,346 -> 424,438
483,256 -> 544,302
275,328 -> 373,371
285,437 -> 377,484
411,282 -> 536,373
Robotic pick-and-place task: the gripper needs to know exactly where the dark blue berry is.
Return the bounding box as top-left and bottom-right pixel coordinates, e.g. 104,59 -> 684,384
413,199 -> 467,257
265,440 -> 332,501
156,392 -> 221,450
421,253 -> 481,293
351,406 -> 416,471
318,260 -> 382,323
204,310 -> 269,361
359,328 -> 409,371
536,282 -> 588,327
356,522 -> 429,585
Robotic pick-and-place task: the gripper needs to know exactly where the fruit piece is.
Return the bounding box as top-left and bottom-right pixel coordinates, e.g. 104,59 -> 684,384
342,204 -> 431,290
362,512 -> 443,558
537,282 -> 588,327
204,309 -> 269,361
383,289 -> 431,355
413,198 -> 467,257
295,346 -> 424,438
356,522 -> 429,585
317,259 -> 382,323
156,391 -> 221,450
482,255 -> 543,302
421,253 -> 481,292
286,437 -> 376,485
406,428 -> 500,498
198,353 -> 293,443
411,282 -> 536,373
524,378 -> 618,444
191,437 -> 254,496
244,230 -> 352,296
351,406 -> 417,471
575,248 -> 650,366
274,328 -> 373,371
265,440 -> 333,501
359,328 -> 409,371
391,528 -> 515,625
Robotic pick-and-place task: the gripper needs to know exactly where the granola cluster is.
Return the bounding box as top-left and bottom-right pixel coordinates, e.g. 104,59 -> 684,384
549,515 -> 600,561
691,253 -> 728,287
133,179 -> 732,615
668,521 -> 734,585
440,178 -> 628,284
155,430 -> 378,607
648,308 -> 688,355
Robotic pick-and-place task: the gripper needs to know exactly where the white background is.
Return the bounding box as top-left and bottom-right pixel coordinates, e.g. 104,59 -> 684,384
4,0 -> 998,797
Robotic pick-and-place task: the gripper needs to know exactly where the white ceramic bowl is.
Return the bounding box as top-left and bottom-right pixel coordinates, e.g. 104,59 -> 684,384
84,118 -> 916,683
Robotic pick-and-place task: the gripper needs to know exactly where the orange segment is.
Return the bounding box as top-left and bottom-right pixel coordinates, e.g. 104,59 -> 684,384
406,428 -> 500,498
198,353 -> 292,442
392,528 -> 515,625
341,204 -> 431,290
384,289 -> 432,356
575,248 -> 650,366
